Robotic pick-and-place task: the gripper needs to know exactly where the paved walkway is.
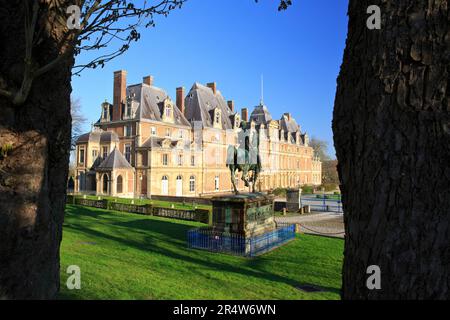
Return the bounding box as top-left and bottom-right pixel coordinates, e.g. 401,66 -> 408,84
275,212 -> 345,238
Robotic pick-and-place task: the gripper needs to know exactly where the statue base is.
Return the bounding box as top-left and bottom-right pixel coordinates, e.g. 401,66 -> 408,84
211,193 -> 277,237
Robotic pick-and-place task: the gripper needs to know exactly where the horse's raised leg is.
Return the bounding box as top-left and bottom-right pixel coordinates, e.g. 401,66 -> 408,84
230,167 -> 239,194
252,168 -> 260,193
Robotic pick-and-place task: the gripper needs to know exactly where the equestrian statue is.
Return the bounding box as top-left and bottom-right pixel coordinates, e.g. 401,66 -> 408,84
226,130 -> 262,194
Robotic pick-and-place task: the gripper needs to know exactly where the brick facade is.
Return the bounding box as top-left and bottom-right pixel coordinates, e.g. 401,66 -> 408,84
74,71 -> 322,198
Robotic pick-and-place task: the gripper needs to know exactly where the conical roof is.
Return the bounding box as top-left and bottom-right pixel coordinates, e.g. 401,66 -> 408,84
97,147 -> 132,169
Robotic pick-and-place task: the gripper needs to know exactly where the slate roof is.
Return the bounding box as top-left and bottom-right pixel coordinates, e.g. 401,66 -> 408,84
76,130 -> 119,144
280,113 -> 301,133
97,147 -> 133,170
249,103 -> 273,124
184,83 -> 235,129
126,83 -> 190,126
140,137 -> 189,149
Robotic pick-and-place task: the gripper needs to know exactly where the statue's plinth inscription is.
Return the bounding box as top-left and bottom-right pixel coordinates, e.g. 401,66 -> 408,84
211,193 -> 276,237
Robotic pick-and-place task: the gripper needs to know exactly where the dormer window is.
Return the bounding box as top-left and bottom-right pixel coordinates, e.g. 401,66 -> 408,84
212,108 -> 222,129
234,114 -> 240,128
126,100 -> 132,118
162,98 -> 175,123
101,102 -> 110,122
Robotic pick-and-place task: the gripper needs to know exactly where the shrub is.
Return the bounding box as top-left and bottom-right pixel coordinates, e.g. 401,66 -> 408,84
319,183 -> 338,192
301,185 -> 314,194
272,188 -> 287,197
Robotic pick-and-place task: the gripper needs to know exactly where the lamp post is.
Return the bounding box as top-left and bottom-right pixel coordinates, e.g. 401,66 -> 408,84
139,174 -> 143,205
322,186 -> 326,211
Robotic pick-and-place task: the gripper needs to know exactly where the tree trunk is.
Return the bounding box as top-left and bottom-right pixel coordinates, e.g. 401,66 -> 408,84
0,2 -> 74,299
334,0 -> 449,299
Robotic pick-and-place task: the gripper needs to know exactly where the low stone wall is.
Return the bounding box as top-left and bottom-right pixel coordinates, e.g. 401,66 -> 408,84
67,196 -> 210,224
150,195 -> 212,206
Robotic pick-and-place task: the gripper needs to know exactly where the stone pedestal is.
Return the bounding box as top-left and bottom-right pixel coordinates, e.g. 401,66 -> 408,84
211,193 -> 276,237
286,188 -> 301,212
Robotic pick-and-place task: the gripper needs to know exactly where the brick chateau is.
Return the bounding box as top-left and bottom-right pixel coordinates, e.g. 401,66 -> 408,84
74,70 -> 321,197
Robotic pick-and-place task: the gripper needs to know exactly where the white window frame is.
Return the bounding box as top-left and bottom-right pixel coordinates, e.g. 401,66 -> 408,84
124,125 -> 132,137
79,147 -> 85,164
189,176 -> 195,192
162,153 -> 168,166
125,144 -> 131,163
102,146 -> 108,159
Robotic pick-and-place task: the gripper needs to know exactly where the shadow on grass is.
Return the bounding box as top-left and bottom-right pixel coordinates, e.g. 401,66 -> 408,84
64,205 -> 340,296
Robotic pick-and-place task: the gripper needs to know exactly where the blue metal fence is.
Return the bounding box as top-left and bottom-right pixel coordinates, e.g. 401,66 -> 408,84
301,194 -> 343,213
187,223 -> 296,257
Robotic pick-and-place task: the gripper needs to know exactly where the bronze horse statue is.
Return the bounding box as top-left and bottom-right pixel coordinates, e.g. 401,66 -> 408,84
226,133 -> 261,194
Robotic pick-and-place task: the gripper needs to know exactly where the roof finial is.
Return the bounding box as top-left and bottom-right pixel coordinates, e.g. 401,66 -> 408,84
260,74 -> 264,105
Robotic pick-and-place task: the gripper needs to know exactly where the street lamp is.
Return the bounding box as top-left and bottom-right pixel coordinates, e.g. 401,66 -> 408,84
322,187 -> 326,211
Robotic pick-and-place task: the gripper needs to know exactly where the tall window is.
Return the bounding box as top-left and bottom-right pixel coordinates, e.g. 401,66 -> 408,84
102,106 -> 108,120
191,155 -> 195,166
214,176 -> 219,191
102,174 -> 108,194
165,106 -> 172,117
189,176 -> 195,192
102,146 -> 108,159
162,154 -> 168,166
178,130 -> 184,139
125,144 -> 131,163
92,149 -> 98,160
124,125 -> 132,137
165,128 -> 171,137
151,127 -> 156,136
116,175 -> 123,194
126,102 -> 132,118
79,148 -> 85,164
161,175 -> 169,195
178,154 -> 183,166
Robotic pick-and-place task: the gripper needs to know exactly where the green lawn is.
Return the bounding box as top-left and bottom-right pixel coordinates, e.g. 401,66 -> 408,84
77,195 -> 212,211
59,205 -> 343,300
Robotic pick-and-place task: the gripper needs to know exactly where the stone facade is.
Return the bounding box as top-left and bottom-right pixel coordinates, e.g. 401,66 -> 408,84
74,71 -> 322,198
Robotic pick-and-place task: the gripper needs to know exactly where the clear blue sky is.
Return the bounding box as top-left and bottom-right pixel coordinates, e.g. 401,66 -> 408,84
72,0 -> 349,158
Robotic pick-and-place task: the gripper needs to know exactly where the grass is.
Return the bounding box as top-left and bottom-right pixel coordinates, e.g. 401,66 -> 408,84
78,195 -> 212,211
59,205 -> 344,300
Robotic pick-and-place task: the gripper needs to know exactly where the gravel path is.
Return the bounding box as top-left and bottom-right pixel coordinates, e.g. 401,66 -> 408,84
275,212 -> 345,238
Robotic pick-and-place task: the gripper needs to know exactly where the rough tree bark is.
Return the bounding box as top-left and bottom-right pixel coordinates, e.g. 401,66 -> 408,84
0,1 -> 74,299
334,0 -> 449,299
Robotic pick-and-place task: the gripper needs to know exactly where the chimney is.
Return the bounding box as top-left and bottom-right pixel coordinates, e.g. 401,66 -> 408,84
207,82 -> 217,95
113,70 -> 127,121
241,108 -> 248,122
176,87 -> 185,115
227,100 -> 234,112
143,75 -> 154,86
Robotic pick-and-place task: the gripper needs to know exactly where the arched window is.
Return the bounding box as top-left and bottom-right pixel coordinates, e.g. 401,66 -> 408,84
161,175 -> 169,195
116,175 -> 123,194
102,174 -> 109,194
189,176 -> 195,192
176,175 -> 183,197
